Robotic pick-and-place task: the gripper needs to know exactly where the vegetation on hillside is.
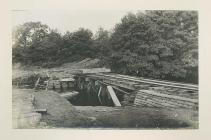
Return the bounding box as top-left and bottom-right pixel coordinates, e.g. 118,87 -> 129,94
12,11 -> 198,83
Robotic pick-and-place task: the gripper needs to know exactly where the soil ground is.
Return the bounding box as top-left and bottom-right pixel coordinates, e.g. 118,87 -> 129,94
12,88 -> 198,129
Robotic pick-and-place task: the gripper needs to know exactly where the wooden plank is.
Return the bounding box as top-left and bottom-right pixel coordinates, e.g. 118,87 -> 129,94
138,92 -> 197,106
135,92 -> 197,109
86,74 -> 136,90
135,94 -> 180,108
109,73 -> 198,88
135,94 -> 193,108
134,100 -> 154,107
138,95 -> 178,108
103,79 -> 135,90
60,78 -> 75,82
138,90 -> 198,103
97,80 -> 130,95
107,86 -> 121,107
34,77 -> 40,89
134,98 -> 164,108
96,73 -> 198,90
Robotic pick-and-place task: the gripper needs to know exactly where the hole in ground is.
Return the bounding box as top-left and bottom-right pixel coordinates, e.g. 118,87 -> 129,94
68,90 -> 125,106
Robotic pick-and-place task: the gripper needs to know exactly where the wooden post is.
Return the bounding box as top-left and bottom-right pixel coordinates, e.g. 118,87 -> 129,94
52,82 -> 55,90
107,86 -> 121,106
60,82 -> 63,92
34,77 -> 40,89
98,86 -> 102,105
45,80 -> 49,91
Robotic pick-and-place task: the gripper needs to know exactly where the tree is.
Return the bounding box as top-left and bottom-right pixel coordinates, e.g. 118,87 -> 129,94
61,28 -> 94,62
12,11 -> 198,83
38,29 -> 63,66
12,22 -> 50,64
108,11 -> 198,83
93,27 -> 111,57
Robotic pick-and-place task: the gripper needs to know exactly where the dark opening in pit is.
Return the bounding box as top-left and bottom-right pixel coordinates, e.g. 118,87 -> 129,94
68,90 -> 125,106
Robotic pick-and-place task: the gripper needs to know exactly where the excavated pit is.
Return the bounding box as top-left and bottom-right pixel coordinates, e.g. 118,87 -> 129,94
68,90 -> 126,106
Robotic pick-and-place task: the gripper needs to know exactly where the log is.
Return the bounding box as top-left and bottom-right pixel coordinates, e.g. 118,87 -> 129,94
107,86 -> 121,106
35,109 -> 47,113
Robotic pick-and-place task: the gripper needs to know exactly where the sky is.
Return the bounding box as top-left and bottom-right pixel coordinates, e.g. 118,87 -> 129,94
12,10 -> 138,34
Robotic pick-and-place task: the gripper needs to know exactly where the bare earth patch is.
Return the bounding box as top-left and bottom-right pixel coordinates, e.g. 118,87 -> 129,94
12,88 -> 198,129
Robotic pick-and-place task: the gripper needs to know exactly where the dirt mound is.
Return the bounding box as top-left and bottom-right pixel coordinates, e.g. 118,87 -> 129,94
75,106 -> 198,128
12,58 -> 103,81
62,58 -> 101,69
33,90 -> 93,127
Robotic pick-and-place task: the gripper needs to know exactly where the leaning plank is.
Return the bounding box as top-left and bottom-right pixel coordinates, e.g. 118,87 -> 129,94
138,90 -> 198,103
98,86 -> 102,104
107,86 -> 121,106
34,77 -> 40,89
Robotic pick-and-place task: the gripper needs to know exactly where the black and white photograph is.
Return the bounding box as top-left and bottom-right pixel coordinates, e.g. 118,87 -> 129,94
11,9 -> 199,129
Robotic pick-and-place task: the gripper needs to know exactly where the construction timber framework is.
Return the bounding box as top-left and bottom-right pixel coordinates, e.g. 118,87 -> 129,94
73,73 -> 198,109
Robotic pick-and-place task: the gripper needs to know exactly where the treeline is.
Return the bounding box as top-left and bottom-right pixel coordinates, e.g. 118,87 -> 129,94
12,11 -> 198,83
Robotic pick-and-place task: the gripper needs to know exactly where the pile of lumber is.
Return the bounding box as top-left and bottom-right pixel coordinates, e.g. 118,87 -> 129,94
134,90 -> 198,110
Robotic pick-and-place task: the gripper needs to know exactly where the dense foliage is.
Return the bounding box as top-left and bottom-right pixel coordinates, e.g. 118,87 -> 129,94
12,11 -> 198,83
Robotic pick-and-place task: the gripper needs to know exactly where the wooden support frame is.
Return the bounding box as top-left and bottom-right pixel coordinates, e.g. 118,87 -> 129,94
107,86 -> 121,106
97,80 -> 130,95
98,86 -> 102,105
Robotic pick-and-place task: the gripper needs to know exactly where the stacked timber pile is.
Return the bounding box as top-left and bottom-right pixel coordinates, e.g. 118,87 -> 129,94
121,91 -> 137,106
134,90 -> 198,110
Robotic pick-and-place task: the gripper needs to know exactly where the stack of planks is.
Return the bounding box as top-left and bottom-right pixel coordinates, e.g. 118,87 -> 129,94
134,90 -> 198,110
